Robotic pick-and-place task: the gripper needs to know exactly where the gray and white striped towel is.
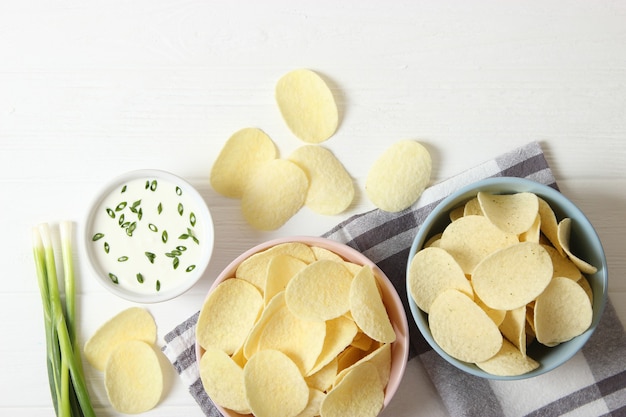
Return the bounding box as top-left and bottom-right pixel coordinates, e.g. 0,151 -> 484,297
162,141 -> 626,417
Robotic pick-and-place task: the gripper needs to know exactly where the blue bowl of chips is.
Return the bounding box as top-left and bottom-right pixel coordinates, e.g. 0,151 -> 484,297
406,177 -> 608,380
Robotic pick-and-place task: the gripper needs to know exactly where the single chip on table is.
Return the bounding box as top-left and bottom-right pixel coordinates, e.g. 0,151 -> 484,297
471,242 -> 552,310
199,347 -> 250,415
429,289 -> 503,363
241,159 -> 309,231
477,191 -> 539,235
285,259 -> 353,321
275,68 -> 339,144
349,265 -> 396,343
244,349 -> 310,417
210,127 -> 277,198
557,218 -> 599,274
104,340 -> 163,414
320,362 -> 384,417
196,278 -> 263,355
534,276 -> 593,346
288,145 -> 355,215
84,307 -> 157,371
438,215 -> 518,275
476,339 -> 540,377
408,246 -> 473,313
365,139 -> 431,212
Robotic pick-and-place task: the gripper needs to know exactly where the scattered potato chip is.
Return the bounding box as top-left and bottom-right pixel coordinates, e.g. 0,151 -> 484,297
320,362 -> 384,417
288,145 -> 354,215
478,191 -> 539,235
476,339 -> 539,377
557,218 -> 599,274
534,277 -> 593,346
104,340 -> 163,414
196,278 -> 263,355
210,127 -> 277,198
244,349 -> 310,417
241,159 -> 309,230
350,265 -> 396,343
275,68 -> 338,143
408,246 -> 473,313
84,307 -> 156,371
472,242 -> 552,310
439,215 -> 518,274
285,259 -> 353,321
429,289 -> 503,363
199,347 -> 250,414
365,140 -> 432,212
264,254 -> 308,305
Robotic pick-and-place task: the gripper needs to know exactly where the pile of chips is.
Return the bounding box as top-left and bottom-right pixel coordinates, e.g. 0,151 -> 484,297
196,242 -> 397,417
209,69 -> 432,230
408,191 -> 597,376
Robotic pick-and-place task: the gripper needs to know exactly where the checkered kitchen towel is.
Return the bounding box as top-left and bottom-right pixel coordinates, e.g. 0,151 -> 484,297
162,141 -> 626,417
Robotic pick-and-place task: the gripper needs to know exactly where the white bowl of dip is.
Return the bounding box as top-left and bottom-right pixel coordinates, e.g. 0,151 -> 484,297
84,169 -> 214,303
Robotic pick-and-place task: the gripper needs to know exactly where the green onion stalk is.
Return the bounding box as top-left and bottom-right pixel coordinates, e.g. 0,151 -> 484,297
32,222 -> 95,417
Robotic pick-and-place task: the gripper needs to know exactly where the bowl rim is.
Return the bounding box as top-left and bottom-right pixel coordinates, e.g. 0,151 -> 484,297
83,168 -> 214,303
406,176 -> 608,380
195,235 -> 410,416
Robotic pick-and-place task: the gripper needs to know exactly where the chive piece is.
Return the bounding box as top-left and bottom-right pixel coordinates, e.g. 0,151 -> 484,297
106,208 -> 115,219
157,202 -> 163,214
92,233 -> 104,241
165,252 -> 176,258
186,265 -> 196,272
125,228 -> 133,237
176,186 -> 182,196
171,249 -> 182,256
173,257 -> 180,270
118,213 -> 125,226
187,228 -> 200,244
121,185 -> 127,193
115,202 -> 127,211
150,180 -> 157,191
176,245 -> 187,251
137,208 -> 143,220
104,242 -> 110,253
136,273 -> 144,284
121,221 -> 130,229
190,212 -> 196,226
117,256 -> 129,262
156,280 -> 161,291
145,252 -> 156,264
145,180 -> 150,189
128,222 -> 137,234
148,223 -> 158,232
178,203 -> 184,216
108,273 -> 119,284
178,233 -> 189,240
162,230 -> 168,243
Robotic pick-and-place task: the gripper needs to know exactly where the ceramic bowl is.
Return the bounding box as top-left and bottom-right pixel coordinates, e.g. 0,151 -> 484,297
406,177 -> 608,380
84,169 -> 214,303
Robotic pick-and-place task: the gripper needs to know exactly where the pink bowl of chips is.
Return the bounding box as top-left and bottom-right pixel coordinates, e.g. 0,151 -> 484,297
407,177 -> 608,380
195,236 -> 409,417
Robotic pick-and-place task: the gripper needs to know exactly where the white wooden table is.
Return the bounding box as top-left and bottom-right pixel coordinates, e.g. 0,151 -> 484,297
1,1 -> 625,416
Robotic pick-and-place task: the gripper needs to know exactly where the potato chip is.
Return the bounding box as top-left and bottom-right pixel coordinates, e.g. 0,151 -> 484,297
320,362 -> 384,417
264,254 -> 308,305
578,276 -> 594,304
199,347 -> 250,414
463,197 -> 483,217
365,140 -> 432,212
499,306 -> 527,356
477,191 -> 539,235
534,277 -> 593,346
557,218 -> 598,274
408,246 -> 473,313
285,259 -> 353,321
244,349 -> 309,417
241,159 -> 309,231
542,244 -> 583,281
210,127 -> 277,198
351,331 -> 374,351
449,205 -> 465,222
275,68 -> 338,144
439,215 -> 518,274
538,197 -> 564,256
196,278 -> 263,355
236,242 -> 316,292
104,340 -> 163,414
519,214 -> 541,243
306,358 -> 338,392
258,298 -> 327,375
476,339 -> 539,377
84,307 -> 156,371
243,291 -> 286,359
311,245 -> 344,262
296,389 -> 325,417
475,296 -> 506,327
429,289 -> 503,363
288,145 -> 354,215
308,316 -> 358,376
350,265 -> 396,343
472,242 -> 552,310
334,342 -> 391,389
